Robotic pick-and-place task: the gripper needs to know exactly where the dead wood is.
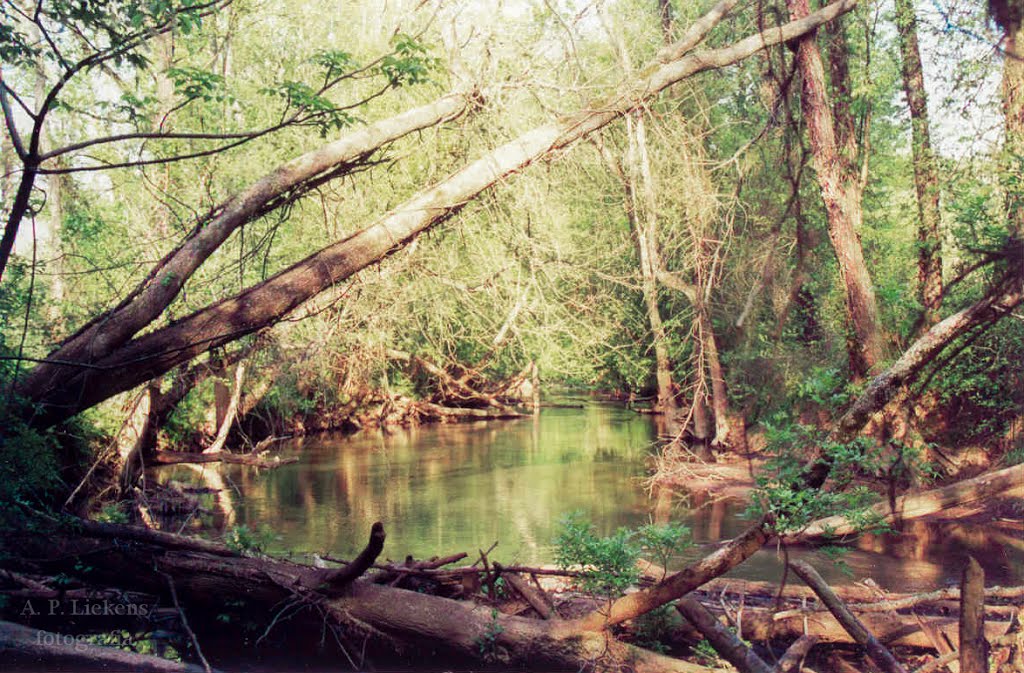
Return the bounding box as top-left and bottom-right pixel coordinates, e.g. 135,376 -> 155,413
386,349 -> 507,409
959,557 -> 988,673
574,515 -> 774,631
315,522 -> 386,596
788,463 -> 1024,542
790,560 -> 907,673
415,402 -> 527,420
493,563 -> 557,620
148,450 -> 297,468
774,634 -> 818,673
726,603 -> 1012,649
676,595 -> 773,673
0,620 -> 213,673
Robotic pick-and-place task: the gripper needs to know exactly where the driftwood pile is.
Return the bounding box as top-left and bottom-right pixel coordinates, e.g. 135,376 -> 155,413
2,497 -> 1023,673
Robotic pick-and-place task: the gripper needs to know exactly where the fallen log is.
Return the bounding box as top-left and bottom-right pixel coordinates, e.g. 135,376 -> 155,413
729,603 -> 1012,649
148,450 -> 297,468
788,463 -> 1024,542
774,635 -> 818,673
698,577 -> 1024,610
789,560 -> 907,673
676,596 -> 773,673
0,620 -> 213,673
415,402 -> 528,420
5,519 -> 731,672
494,563 -> 557,620
574,515 -> 774,631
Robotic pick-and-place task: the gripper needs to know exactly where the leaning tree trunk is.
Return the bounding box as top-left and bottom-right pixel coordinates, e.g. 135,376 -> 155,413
788,0 -> 885,378
20,91 -> 478,403
19,0 -> 860,430
894,0 -> 943,328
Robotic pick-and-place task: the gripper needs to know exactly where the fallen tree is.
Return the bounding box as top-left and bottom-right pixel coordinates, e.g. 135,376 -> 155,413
0,620 -> 214,673
788,462 -> 1024,542
3,519 -> 738,673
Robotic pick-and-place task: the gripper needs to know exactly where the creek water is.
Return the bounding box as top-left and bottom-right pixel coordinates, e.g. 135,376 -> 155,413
192,402 -> 1023,592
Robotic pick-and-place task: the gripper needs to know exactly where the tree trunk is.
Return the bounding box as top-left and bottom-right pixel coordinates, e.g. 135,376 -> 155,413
698,305 -> 733,447
894,0 -> 943,328
788,0 -> 885,378
994,3 -> 1024,237
0,620 -> 213,673
790,561 -> 908,673
204,361 -> 246,454
21,0 -> 859,429
3,521 -> 721,673
789,462 -> 1024,541
675,596 -> 773,673
631,113 -> 677,414
21,91 -> 477,402
959,557 -> 989,673
573,516 -> 773,631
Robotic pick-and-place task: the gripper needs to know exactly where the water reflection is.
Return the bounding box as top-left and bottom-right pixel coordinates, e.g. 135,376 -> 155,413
226,404 -> 659,563
167,403 -> 1023,591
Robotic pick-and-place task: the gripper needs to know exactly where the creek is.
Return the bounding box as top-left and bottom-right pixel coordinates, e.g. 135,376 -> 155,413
182,402 -> 1023,592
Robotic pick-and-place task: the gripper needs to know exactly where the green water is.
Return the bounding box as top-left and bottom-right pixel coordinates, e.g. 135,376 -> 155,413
187,402 -> 1023,591
226,403 -> 660,563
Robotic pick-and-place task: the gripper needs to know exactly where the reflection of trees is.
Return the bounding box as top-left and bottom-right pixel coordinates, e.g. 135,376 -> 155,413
233,406 -> 660,561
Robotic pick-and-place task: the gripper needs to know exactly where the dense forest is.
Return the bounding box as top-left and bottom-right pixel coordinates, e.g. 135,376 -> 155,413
0,0 -> 1022,671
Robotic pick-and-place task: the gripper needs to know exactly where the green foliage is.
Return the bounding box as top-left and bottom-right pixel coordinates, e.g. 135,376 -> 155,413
474,608 -> 506,661
554,512 -> 691,597
632,605 -> 681,654
312,50 -> 359,80
96,503 -> 129,524
747,413 -> 888,535
166,67 -> 230,103
635,521 -> 692,573
380,33 -> 438,86
0,398 -> 62,531
260,81 -> 357,137
692,639 -> 720,666
224,524 -> 276,554
926,320 -> 1024,445
554,511 -> 641,596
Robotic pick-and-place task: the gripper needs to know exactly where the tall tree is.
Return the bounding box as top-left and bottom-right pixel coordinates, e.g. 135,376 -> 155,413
894,0 -> 944,327
990,0 -> 1024,238
787,0 -> 886,378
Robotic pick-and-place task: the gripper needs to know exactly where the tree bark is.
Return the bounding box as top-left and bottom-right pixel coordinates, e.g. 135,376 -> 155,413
774,635 -> 818,673
20,0 -> 860,428
21,91 -> 477,402
789,560 -> 908,673
959,557 -> 988,673
787,0 -> 885,378
675,596 -> 773,673
993,2 -> 1024,237
894,0 -> 943,327
788,462 -> 1024,541
573,515 -> 773,631
204,361 -> 246,454
5,521 -> 722,673
0,620 -> 214,673
631,113 -> 678,414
